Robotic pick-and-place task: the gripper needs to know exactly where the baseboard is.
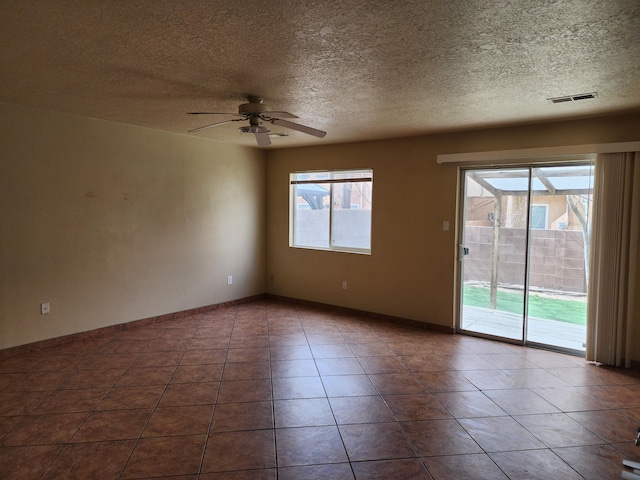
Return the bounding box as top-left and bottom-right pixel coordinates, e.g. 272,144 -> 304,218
0,294 -> 266,360
266,294 -> 455,335
10,294 -> 634,369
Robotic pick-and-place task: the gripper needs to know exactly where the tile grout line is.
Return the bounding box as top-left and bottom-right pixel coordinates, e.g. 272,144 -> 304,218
304,308 -> 357,478
115,313 -> 205,479
196,306 -> 237,477
37,327 -> 167,479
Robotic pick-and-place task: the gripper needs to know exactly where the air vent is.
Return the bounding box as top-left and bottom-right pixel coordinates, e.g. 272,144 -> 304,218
548,92 -> 598,104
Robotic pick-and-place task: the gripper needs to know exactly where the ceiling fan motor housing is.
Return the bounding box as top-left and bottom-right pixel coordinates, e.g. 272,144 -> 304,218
239,102 -> 271,116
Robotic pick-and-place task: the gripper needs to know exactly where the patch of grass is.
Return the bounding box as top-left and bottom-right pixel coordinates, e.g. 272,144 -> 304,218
463,285 -> 587,326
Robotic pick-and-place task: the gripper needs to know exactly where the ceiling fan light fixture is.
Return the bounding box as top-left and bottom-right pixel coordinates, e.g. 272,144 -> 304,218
239,125 -> 270,134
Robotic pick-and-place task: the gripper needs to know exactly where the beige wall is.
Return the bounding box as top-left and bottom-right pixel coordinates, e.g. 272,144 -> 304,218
266,138 -> 458,325
2,102 -> 639,364
0,103 -> 267,350
266,113 -> 640,360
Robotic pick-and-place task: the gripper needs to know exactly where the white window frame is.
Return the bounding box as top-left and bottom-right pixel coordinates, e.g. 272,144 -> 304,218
290,169 -> 373,254
530,204 -> 549,229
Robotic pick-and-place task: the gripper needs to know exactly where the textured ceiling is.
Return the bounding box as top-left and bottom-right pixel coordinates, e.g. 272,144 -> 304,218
1,0 -> 639,148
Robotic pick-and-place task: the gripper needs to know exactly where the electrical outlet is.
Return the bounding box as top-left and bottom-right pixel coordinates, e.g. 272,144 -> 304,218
41,302 -> 50,315
342,281 -> 348,290
443,221 -> 450,231
227,275 -> 233,285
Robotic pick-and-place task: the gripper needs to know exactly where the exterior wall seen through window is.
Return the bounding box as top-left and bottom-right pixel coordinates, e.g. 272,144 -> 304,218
290,169 -> 373,253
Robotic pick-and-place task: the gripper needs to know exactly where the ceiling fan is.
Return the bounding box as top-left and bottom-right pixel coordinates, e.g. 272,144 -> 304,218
188,95 -> 326,146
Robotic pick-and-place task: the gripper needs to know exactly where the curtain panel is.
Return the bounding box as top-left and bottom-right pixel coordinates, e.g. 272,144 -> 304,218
586,152 -> 640,367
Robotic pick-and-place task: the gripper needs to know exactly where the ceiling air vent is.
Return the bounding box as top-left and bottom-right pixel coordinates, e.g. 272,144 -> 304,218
548,92 -> 598,104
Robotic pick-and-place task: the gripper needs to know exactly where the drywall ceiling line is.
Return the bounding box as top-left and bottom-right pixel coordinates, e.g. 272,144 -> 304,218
436,141 -> 640,164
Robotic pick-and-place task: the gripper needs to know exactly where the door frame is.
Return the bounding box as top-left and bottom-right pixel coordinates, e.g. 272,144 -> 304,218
454,162 -> 591,356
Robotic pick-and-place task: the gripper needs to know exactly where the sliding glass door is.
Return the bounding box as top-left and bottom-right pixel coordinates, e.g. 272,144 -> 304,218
458,163 -> 594,353
525,165 -> 593,351
459,168 -> 529,341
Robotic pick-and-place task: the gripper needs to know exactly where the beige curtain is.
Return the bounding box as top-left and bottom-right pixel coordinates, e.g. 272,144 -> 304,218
586,152 -> 640,367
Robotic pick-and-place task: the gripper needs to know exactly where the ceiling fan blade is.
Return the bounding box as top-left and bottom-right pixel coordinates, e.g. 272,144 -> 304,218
188,118 -> 243,133
254,131 -> 271,146
270,118 -> 326,138
188,112 -> 243,116
263,111 -> 298,119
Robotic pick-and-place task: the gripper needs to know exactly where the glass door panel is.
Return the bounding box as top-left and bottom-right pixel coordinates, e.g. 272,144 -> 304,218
459,169 -> 530,341
525,165 -> 593,351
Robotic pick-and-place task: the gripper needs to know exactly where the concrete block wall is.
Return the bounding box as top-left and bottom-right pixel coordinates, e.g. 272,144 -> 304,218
463,226 -> 587,293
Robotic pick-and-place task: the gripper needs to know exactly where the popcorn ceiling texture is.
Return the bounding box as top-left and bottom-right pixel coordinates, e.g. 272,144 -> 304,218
1,0 -> 639,147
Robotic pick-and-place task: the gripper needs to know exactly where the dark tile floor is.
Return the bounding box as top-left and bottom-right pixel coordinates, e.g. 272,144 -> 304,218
1,300 -> 639,479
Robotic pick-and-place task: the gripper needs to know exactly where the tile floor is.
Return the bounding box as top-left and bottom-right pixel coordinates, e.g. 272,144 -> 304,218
1,300 -> 639,479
